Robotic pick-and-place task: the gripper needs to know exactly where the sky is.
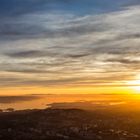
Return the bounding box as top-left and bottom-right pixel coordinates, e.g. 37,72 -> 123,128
0,0 -> 140,95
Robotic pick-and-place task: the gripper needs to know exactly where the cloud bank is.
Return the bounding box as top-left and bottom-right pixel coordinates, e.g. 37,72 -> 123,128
0,1 -> 140,88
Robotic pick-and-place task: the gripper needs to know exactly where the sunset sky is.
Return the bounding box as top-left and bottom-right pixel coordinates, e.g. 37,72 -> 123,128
0,0 -> 140,95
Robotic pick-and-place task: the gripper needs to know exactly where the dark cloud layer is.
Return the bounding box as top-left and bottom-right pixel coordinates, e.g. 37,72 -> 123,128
5,50 -> 46,58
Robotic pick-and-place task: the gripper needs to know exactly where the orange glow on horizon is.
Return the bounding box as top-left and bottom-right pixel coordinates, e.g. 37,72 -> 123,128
0,85 -> 138,96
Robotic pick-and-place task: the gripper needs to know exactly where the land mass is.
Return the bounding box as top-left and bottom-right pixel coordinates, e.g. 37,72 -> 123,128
0,107 -> 140,140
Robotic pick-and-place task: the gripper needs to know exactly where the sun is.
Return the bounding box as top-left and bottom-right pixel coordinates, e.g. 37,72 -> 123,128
127,80 -> 140,92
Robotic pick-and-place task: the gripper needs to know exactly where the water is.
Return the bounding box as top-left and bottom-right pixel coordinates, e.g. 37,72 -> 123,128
0,94 -> 140,111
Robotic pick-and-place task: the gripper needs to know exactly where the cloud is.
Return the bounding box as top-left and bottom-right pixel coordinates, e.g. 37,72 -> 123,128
5,50 -> 46,58
0,3 -> 140,88
0,0 -> 140,40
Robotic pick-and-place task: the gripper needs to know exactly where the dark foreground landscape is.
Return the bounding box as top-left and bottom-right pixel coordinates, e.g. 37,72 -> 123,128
0,107 -> 140,140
